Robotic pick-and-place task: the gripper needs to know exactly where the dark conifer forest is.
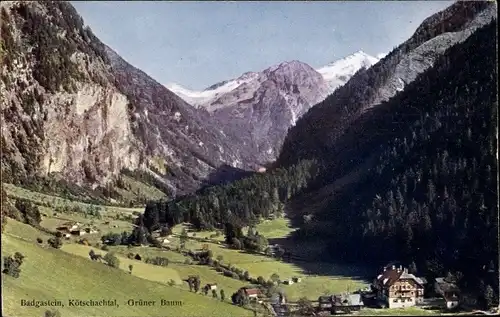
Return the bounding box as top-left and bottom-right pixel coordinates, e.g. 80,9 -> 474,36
299,20 -> 498,297
141,159 -> 319,230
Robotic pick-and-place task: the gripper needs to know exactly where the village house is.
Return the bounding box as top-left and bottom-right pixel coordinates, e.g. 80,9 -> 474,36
271,293 -> 287,305
333,294 -> 364,314
372,265 -> 427,309
205,283 -> 217,291
241,287 -> 260,301
292,277 -> 302,283
56,221 -> 80,232
70,229 -> 86,236
283,279 -> 294,285
435,277 -> 460,310
268,244 -> 282,256
318,294 -> 364,314
318,295 -> 335,310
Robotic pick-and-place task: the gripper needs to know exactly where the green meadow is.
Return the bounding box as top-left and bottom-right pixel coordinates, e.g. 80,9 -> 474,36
2,220 -> 254,317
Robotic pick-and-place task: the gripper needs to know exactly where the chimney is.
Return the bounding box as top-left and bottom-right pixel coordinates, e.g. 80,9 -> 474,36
404,267 -> 408,274
392,265 -> 396,270
383,267 -> 386,272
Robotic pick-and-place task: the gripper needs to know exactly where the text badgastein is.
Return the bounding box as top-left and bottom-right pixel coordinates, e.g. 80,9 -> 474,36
20,299 -> 64,308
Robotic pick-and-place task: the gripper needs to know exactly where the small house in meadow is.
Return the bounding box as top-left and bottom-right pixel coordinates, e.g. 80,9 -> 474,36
70,229 -> 86,236
318,296 -> 334,310
435,277 -> 461,310
241,287 -> 260,300
57,221 -> 80,232
206,283 -> 217,291
283,279 -> 294,285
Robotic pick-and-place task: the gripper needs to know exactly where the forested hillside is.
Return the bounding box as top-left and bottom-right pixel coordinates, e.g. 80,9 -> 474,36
292,19 -> 498,299
140,159 -> 319,231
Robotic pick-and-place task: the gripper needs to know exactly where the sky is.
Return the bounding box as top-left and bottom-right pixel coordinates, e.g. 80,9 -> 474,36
72,1 -> 454,91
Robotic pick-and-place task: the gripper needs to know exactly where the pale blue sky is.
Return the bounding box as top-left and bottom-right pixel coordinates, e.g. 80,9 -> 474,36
72,1 -> 453,90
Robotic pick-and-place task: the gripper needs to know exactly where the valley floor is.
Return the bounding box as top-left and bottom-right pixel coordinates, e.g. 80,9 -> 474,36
2,184 -> 447,316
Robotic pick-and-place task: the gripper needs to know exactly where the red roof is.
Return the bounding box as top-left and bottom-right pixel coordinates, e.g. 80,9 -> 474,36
375,268 -> 403,287
244,288 -> 260,296
375,267 -> 426,288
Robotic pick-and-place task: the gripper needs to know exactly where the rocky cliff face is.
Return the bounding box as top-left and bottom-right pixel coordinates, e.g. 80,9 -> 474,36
369,1 -> 497,108
168,53 -> 378,164
278,0 -> 497,166
1,0 -> 138,188
210,60 -> 330,163
0,1 -> 248,195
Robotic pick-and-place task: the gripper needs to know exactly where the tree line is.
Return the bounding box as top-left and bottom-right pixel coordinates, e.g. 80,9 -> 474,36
131,159 -> 319,238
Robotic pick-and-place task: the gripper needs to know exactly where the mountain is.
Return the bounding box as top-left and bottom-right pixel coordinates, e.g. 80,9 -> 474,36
0,1 -> 254,199
167,52 -> 379,163
278,1 -> 497,167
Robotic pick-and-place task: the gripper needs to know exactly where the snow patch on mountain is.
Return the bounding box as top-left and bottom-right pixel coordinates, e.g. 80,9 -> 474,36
166,72 -> 259,109
317,50 -> 379,92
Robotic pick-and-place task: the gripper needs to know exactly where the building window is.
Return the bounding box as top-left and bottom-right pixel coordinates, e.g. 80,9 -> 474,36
393,299 -> 398,303
409,298 -> 412,302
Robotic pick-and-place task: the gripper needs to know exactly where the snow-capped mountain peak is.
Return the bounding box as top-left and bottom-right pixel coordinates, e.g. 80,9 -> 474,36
164,50 -> 381,164
166,51 -> 380,111
316,51 -> 379,91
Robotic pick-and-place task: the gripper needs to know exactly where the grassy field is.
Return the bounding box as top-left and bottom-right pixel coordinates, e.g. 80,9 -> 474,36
247,217 -> 297,239
38,209 -> 134,245
113,175 -> 167,203
4,216 -> 54,242
2,220 -> 255,317
170,222 -> 369,302
359,307 -> 439,315
3,183 -> 144,216
3,183 -> 139,245
109,245 -> 251,296
172,218 -> 297,242
112,245 -> 190,263
234,261 -> 368,301
5,187 -> 253,302
61,243 -> 184,285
